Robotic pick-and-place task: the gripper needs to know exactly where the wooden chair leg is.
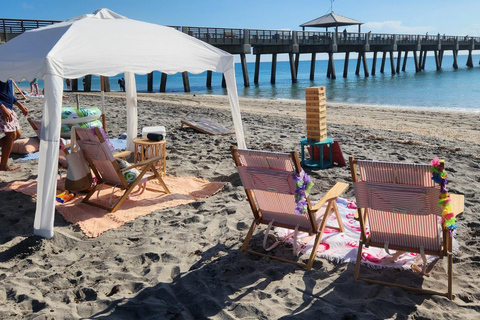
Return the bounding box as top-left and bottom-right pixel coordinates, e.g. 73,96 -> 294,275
447,252 -> 453,300
331,199 -> 345,232
240,220 -> 259,252
354,240 -> 364,280
306,232 -> 322,270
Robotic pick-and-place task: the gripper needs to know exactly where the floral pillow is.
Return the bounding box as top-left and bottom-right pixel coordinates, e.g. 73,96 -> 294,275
115,158 -> 140,183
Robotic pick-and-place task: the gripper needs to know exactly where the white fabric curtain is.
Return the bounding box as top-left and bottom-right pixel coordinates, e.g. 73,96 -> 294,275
124,72 -> 138,151
34,74 -> 64,239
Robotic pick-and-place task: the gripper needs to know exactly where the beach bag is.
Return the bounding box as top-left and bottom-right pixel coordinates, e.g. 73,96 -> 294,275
65,127 -> 94,192
64,149 -> 94,192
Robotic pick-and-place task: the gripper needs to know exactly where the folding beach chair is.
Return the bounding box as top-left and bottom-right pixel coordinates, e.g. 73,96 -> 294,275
231,146 -> 349,270
75,127 -> 170,212
349,156 -> 465,300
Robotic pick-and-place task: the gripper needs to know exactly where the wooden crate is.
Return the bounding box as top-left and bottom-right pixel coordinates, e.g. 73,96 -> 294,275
305,86 -> 327,141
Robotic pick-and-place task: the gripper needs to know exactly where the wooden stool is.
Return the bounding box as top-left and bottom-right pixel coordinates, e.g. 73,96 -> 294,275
300,137 -> 334,169
133,138 -> 167,176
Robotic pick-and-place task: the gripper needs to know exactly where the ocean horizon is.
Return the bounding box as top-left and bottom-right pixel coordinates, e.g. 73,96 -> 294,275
18,54 -> 480,113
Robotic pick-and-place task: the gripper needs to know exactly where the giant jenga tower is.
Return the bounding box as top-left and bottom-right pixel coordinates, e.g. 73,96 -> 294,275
305,87 -> 327,142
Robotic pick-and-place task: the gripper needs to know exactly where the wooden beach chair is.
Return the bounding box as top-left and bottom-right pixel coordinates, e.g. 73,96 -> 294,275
349,156 -> 465,300
75,127 -> 170,213
181,118 -> 234,135
231,146 -> 348,270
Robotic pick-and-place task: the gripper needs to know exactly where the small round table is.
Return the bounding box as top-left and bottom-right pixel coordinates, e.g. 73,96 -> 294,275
133,138 -> 167,176
300,137 -> 334,169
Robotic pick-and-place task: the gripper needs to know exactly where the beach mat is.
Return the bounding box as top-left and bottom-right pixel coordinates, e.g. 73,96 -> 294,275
181,118 -> 234,135
275,197 -> 457,270
3,177 -> 225,238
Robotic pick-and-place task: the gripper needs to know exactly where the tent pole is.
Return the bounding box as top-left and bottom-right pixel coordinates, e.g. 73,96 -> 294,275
34,74 -> 64,239
124,72 -> 138,152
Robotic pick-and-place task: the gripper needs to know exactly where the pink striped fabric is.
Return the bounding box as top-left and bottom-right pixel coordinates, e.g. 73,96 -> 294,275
236,149 -> 318,230
237,149 -> 294,171
237,167 -> 296,195
355,160 -> 442,251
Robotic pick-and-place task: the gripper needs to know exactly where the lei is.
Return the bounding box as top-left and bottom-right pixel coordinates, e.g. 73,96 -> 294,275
430,157 -> 457,236
293,169 -> 314,215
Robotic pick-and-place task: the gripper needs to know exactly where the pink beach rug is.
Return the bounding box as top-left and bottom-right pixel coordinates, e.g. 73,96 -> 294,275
3,177 -> 225,238
274,198 -> 456,270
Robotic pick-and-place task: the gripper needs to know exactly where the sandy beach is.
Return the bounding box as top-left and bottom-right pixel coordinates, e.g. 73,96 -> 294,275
0,91 -> 479,319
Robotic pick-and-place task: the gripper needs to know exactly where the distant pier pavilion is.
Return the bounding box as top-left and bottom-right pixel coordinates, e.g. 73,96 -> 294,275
2,17 -> 480,92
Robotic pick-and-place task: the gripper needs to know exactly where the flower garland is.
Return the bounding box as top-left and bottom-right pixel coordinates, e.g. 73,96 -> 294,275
292,169 -> 314,215
430,157 -> 457,236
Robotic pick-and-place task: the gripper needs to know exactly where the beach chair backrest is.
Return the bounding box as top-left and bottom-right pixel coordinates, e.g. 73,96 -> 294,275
354,160 -> 442,251
76,127 -> 124,186
235,149 -> 314,230
27,118 -> 42,138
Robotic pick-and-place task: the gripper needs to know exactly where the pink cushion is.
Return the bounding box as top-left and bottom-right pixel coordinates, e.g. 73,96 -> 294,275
11,138 -> 40,155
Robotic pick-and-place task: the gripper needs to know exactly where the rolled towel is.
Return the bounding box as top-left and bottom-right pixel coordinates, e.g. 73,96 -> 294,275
147,133 -> 164,141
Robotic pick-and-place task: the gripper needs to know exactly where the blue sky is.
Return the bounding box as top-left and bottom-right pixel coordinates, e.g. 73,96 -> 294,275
3,0 -> 479,62
3,0 -> 479,36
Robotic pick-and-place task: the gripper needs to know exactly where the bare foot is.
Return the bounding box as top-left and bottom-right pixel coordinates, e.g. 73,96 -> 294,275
0,165 -> 20,171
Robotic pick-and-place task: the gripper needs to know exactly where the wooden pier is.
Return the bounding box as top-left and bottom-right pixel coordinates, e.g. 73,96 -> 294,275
2,18 -> 480,91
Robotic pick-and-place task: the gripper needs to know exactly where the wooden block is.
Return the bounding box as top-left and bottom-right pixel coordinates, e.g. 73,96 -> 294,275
306,128 -> 327,134
306,101 -> 327,107
306,122 -> 327,129
306,112 -> 327,120
306,107 -> 326,113
306,119 -> 326,125
307,133 -> 328,142
305,87 -> 325,94
307,127 -> 327,134
305,95 -> 326,101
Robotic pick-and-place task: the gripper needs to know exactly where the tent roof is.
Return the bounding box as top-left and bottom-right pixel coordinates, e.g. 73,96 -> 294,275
300,12 -> 363,28
0,8 -> 234,82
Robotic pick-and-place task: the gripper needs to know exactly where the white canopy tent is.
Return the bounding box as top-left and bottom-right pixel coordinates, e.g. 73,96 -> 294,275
0,9 -> 246,239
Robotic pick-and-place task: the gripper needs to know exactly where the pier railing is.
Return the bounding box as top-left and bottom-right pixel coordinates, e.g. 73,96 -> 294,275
182,26 -> 245,45
0,18 -> 60,42
3,17 -> 480,50
248,29 -> 292,45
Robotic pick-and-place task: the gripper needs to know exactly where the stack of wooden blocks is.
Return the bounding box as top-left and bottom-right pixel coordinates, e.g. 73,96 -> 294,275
305,87 -> 327,142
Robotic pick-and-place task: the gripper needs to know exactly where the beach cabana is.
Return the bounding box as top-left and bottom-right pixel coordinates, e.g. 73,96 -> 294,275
0,8 -> 246,239
300,12 -> 363,33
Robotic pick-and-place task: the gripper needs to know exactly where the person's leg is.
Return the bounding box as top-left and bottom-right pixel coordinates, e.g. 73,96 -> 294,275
0,131 -> 19,170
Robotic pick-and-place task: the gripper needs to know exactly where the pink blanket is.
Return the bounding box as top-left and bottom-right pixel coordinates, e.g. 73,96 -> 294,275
3,177 -> 225,238
275,198 -> 457,270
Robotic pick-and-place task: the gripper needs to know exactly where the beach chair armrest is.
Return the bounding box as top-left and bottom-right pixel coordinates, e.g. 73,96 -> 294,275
310,182 -> 349,212
449,193 -> 465,216
120,155 -> 164,171
113,150 -> 132,160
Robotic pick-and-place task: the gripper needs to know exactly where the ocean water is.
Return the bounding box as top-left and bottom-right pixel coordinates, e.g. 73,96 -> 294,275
21,54 -> 480,112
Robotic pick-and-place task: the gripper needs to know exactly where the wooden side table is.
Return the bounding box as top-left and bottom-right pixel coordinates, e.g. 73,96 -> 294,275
133,138 -> 167,176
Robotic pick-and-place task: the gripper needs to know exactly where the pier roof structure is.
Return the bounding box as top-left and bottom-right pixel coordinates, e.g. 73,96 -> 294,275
300,12 -> 363,32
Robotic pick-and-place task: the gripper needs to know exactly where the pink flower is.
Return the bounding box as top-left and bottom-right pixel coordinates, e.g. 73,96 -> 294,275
430,157 -> 441,167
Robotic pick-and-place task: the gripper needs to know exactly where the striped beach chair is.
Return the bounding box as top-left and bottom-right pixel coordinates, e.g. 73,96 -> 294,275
349,156 -> 464,300
231,146 -> 348,270
76,127 -> 170,212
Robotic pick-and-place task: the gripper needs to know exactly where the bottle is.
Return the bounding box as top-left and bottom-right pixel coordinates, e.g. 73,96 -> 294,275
56,191 -> 76,203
